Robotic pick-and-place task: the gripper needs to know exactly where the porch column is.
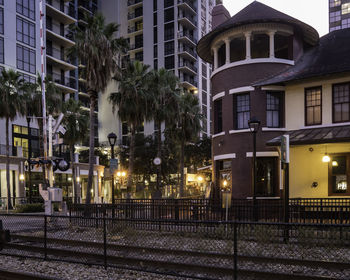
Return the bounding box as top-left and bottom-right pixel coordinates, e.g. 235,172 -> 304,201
245,32 -> 251,59
213,46 -> 219,69
269,30 -> 276,58
224,38 -> 230,64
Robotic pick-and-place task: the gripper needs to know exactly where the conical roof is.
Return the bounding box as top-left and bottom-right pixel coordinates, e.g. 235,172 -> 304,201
197,1 -> 319,63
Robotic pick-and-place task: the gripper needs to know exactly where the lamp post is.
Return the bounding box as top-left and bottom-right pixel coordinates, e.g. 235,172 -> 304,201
108,132 -> 117,217
248,116 -> 260,221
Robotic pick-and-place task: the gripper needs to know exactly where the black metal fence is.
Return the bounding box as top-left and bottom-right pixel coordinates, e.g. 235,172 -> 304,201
0,213 -> 349,279
68,198 -> 350,224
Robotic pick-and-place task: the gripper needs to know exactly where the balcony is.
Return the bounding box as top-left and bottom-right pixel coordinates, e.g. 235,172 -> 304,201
128,26 -> 143,35
178,61 -> 197,75
178,11 -> 197,29
47,46 -> 76,71
178,45 -> 197,61
46,22 -> 75,48
177,31 -> 197,47
49,72 -> 77,93
129,43 -> 143,52
179,73 -> 197,89
128,11 -> 143,21
127,0 -> 143,8
46,1 -> 76,25
177,0 -> 196,14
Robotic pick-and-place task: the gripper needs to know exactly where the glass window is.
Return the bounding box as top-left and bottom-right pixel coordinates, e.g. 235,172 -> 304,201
235,93 -> 250,129
13,125 -> 22,134
164,23 -> 174,41
251,33 -> 269,58
164,41 -> 174,55
266,92 -> 283,128
16,0 -> 35,21
164,8 -> 174,22
165,55 -> 174,69
214,99 -> 222,134
0,0 -> 3,5
17,44 -> 36,74
342,3 -> 350,14
329,0 -> 341,8
305,87 -> 322,126
0,8 -> 3,34
333,83 -> 350,123
19,72 -> 36,84
0,37 -> 3,64
329,155 -> 350,195
256,157 -> 277,197
330,11 -> 341,23
17,16 -> 36,47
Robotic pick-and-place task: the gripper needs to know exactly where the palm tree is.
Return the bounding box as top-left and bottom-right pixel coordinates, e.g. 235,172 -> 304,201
62,99 -> 89,203
68,13 -> 127,204
109,61 -> 152,194
0,69 -> 28,209
177,91 -> 202,197
149,68 -> 180,191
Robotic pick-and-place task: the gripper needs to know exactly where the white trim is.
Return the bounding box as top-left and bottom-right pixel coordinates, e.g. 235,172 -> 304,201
212,132 -> 225,138
261,86 -> 285,91
211,58 -> 294,78
246,151 -> 279,157
262,127 -> 287,132
212,91 -> 225,101
229,129 -> 251,134
246,197 -> 281,199
214,153 -> 236,161
229,86 -> 254,95
300,122 -> 350,130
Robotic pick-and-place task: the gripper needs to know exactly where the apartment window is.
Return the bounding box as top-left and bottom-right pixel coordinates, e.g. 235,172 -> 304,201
135,51 -> 143,62
342,3 -> 350,14
164,8 -> 174,23
330,11 -> 341,23
0,37 -> 3,64
214,99 -> 223,134
329,154 -> 350,195
329,0 -> 341,7
153,0 -> 157,11
165,55 -> 174,69
16,0 -> 35,21
153,13 -> 157,26
164,0 -> 174,8
333,83 -> 350,123
0,8 -> 3,34
164,23 -> 174,41
153,59 -> 158,70
266,92 -> 283,128
235,93 -> 250,129
153,27 -> 158,44
164,41 -> 174,55
342,18 -> 350,29
17,16 -> 36,47
305,87 -> 322,126
19,72 -> 36,84
17,44 -> 36,74
153,45 -> 158,57
135,34 -> 143,48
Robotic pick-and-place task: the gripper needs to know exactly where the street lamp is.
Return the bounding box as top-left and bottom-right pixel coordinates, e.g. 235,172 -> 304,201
248,116 -> 260,221
108,132 -> 117,215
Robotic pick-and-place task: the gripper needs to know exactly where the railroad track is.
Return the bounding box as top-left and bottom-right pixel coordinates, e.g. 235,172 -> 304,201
2,234 -> 348,280
0,268 -> 59,280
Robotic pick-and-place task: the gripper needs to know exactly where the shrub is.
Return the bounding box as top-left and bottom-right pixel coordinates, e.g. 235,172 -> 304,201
14,203 -> 44,213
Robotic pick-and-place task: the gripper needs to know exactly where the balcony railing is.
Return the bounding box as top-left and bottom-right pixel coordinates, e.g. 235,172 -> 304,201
178,11 -> 197,26
128,26 -> 143,34
129,43 -> 143,50
46,22 -> 75,41
177,31 -> 197,44
128,11 -> 143,20
177,0 -> 196,11
179,74 -> 197,87
128,0 -> 143,6
178,45 -> 197,58
49,72 -> 77,90
47,0 -> 76,18
46,46 -> 75,66
178,61 -> 197,73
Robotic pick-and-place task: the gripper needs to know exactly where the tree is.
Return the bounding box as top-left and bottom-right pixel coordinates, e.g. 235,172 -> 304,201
0,69 -> 28,209
62,99 -> 89,203
109,61 -> 152,194
68,13 -> 127,204
149,68 -> 180,191
176,91 -> 202,197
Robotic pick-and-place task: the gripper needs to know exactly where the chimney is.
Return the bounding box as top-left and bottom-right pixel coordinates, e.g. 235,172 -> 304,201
212,3 -> 231,29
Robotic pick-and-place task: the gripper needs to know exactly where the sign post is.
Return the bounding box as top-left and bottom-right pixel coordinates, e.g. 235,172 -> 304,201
281,135 -> 290,242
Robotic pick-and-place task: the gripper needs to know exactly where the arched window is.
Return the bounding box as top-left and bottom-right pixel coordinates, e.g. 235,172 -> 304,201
251,33 -> 269,58
230,35 -> 246,62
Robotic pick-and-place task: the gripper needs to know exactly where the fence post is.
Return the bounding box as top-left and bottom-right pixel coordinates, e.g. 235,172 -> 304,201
233,221 -> 238,280
103,215 -> 107,269
44,215 -> 47,260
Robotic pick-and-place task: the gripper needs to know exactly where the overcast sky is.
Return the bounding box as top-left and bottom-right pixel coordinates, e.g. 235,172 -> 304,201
223,0 -> 329,36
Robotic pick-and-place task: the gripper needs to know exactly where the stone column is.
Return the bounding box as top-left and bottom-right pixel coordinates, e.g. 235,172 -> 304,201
225,38 -> 230,64
245,32 -> 251,59
213,46 -> 219,69
269,31 -> 276,58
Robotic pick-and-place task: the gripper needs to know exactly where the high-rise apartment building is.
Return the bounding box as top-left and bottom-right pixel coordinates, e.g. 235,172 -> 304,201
0,0 -> 104,205
99,0 -> 214,144
329,0 -> 350,31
